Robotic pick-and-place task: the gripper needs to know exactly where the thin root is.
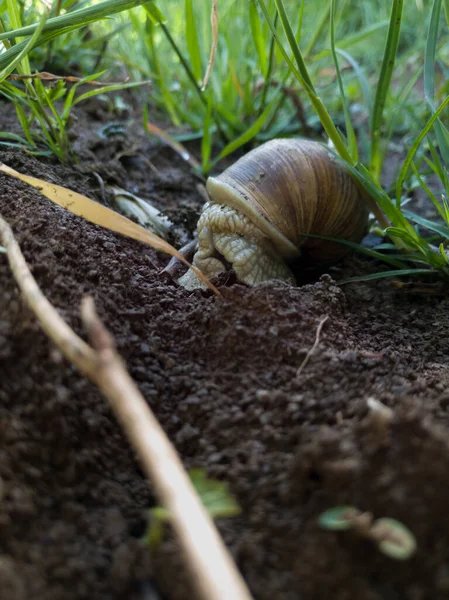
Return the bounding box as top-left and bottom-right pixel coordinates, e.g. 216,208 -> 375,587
296,315 -> 329,377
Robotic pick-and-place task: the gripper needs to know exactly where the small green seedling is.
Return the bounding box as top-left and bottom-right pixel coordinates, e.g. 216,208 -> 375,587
142,469 -> 241,550
370,517 -> 417,561
318,506 -> 368,531
319,506 -> 417,560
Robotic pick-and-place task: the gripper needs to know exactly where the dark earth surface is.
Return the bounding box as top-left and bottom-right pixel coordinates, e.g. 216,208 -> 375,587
1,96 -> 449,600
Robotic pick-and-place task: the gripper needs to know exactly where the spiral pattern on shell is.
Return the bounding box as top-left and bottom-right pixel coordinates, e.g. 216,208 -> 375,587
206,138 -> 369,263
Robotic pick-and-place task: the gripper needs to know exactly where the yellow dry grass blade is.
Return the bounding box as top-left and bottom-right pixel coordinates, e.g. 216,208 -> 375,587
0,162 -> 218,294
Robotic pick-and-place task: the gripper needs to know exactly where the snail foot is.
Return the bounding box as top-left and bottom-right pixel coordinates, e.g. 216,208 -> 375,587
177,202 -> 295,290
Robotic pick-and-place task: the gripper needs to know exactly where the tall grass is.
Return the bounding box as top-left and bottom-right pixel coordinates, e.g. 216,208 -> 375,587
2,0 -> 449,280
0,0 -> 149,161
107,1 -> 426,154
129,0 -> 449,281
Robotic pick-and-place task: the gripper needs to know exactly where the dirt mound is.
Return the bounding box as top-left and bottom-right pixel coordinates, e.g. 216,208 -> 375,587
1,100 -> 449,599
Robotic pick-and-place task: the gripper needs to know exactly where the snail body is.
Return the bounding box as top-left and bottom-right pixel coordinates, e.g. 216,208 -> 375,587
178,138 -> 369,290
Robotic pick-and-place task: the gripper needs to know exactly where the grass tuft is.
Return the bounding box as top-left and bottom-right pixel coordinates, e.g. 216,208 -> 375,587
2,0 -> 449,283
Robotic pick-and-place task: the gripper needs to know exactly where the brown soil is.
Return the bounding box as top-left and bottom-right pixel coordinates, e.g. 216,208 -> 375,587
1,97 -> 449,600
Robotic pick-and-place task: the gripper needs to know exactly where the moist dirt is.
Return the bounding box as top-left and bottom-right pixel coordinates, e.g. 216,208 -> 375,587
1,97 -> 449,600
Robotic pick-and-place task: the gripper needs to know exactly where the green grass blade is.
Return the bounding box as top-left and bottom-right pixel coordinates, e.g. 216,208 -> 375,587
304,3 -> 330,56
62,72 -> 104,117
143,4 -> 228,144
215,98 -> 277,162
256,0 -> 352,163
144,2 -> 167,24
297,0 -> 304,43
336,49 -> 372,114
300,233 -> 410,269
424,0 -> 442,108
385,64 -> 424,144
337,21 -> 389,50
441,194 -> 449,223
273,0 -> 315,90
5,0 -> 23,31
34,77 -> 68,157
439,243 -> 449,264
424,0 -> 449,164
0,0 -> 147,41
0,1 -> 147,73
185,0 -> 202,82
73,80 -> 149,106
370,0 -> 404,181
259,11 -> 279,113
333,157 -> 406,231
444,0 -> 449,25
250,0 -> 267,76
6,0 -> 31,75
0,7 -> 50,82
330,0 -> 358,161
312,21 -> 389,62
338,269 -> 437,285
31,111 -> 62,159
385,227 -> 443,266
0,131 -> 29,144
402,209 -> 449,239
146,18 -> 180,126
255,1 -> 308,86
427,137 -> 449,192
396,94 -> 449,202
14,102 -> 35,147
410,161 -> 447,222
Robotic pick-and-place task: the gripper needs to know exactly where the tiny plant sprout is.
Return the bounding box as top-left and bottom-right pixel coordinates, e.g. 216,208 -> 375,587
369,518 -> 417,560
318,506 -> 364,531
142,469 -> 241,551
187,469 -> 241,519
319,506 -> 417,561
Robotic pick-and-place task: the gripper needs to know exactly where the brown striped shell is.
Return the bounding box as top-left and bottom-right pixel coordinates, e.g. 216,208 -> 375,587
206,138 -> 369,263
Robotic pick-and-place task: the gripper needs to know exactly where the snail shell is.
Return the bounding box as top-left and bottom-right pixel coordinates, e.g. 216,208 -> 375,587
206,138 -> 368,263
178,138 -> 369,289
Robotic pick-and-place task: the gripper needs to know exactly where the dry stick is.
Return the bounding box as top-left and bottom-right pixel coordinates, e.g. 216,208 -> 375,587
201,0 -> 218,91
296,315 -> 329,377
162,239 -> 198,278
8,71 -> 137,86
0,213 -> 253,600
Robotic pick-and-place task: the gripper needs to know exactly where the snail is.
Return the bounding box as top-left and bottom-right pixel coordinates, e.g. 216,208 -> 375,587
178,138 -> 369,290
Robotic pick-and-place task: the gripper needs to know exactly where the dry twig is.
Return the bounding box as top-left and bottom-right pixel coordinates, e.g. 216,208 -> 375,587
7,71 -> 140,86
296,315 -> 329,377
144,121 -> 202,171
0,212 -> 252,600
162,239 -> 198,278
201,0 -> 218,91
